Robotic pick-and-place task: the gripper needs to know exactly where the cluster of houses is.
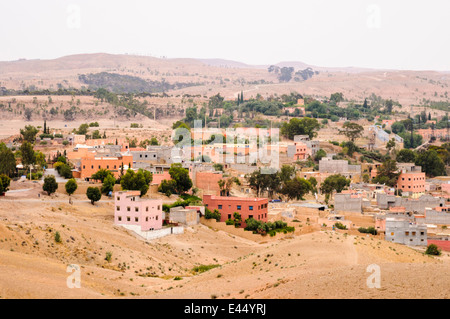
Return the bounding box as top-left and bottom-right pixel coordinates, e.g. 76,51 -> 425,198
34,129 -> 449,250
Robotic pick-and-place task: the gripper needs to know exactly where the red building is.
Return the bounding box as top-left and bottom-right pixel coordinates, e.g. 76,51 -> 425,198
202,194 -> 268,228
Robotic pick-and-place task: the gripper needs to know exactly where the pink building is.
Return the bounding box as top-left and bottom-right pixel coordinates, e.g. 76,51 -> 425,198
396,164 -> 426,195
293,142 -> 308,160
114,191 -> 163,231
442,183 -> 450,194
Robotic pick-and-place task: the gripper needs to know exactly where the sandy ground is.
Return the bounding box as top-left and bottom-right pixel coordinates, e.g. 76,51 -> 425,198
0,184 -> 449,299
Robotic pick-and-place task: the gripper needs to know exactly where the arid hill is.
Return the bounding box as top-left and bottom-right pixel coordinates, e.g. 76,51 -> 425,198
1,53 -> 449,107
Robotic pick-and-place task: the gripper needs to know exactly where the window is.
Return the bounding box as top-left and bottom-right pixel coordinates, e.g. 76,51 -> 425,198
127,207 -> 131,212
135,207 -> 139,212
135,217 -> 139,222
218,205 -> 222,209
249,206 -> 253,211
83,165 -> 85,169
127,217 -> 131,221
118,216 -> 122,221
412,232 -> 416,236
228,214 -> 232,219
249,215 -> 253,219
156,216 -> 158,220
116,206 -> 120,211
157,205 -> 160,210
117,197 -> 120,201
146,217 -> 149,222
405,231 -> 409,236
237,205 -> 241,210
146,207 -> 149,212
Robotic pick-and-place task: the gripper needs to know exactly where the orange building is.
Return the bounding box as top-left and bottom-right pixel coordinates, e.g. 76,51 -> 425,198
76,154 -> 134,180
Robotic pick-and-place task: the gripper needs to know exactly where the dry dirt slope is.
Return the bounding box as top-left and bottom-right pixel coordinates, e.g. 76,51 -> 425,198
0,198 -> 449,299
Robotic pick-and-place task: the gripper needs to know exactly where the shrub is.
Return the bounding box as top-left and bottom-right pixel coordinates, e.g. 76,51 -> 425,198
54,231 -> 62,243
334,222 -> 347,230
425,244 -> 441,256
205,208 -> 221,222
105,251 -> 112,262
192,264 -> 220,274
358,226 -> 377,235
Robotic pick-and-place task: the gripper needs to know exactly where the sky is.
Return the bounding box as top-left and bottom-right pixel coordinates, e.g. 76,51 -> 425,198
1,0 -> 450,71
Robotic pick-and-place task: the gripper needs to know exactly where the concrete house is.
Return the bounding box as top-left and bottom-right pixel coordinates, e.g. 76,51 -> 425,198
385,218 -> 427,246
114,191 -> 163,231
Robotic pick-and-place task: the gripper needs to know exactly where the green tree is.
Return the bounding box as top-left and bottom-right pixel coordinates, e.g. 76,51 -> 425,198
281,177 -> 312,200
373,159 -> 400,187
396,149 -> 416,163
87,187 -> 101,205
120,169 -> 153,196
65,178 -> 78,195
77,123 -> 89,135
91,169 -> 113,183
0,144 -> 17,177
339,122 -> 364,142
0,174 -> 11,195
20,125 -> 39,143
58,164 -> 73,179
20,141 -> 36,168
330,92 -> 344,104
415,150 -> 446,177
279,165 -> 296,184
320,174 -> 350,199
168,163 -> 193,195
314,149 -> 327,161
101,174 -> 116,194
43,175 -> 58,195
281,117 -> 320,140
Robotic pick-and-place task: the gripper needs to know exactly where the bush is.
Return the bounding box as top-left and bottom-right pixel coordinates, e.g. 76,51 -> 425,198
425,244 -> 441,256
358,226 -> 377,235
105,251 -> 112,262
205,208 -> 221,222
192,264 -> 220,274
334,222 -> 347,230
54,231 -> 62,243
0,174 -> 11,195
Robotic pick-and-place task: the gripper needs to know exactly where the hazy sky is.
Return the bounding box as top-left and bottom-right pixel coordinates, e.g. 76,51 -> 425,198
1,0 -> 450,70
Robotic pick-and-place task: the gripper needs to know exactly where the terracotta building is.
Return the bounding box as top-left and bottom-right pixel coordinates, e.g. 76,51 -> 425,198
202,194 -> 268,228
75,154 -> 133,180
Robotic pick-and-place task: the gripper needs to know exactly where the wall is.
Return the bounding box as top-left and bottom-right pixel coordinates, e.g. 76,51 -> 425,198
334,194 -> 362,213
195,171 -> 223,195
377,193 -> 444,212
121,224 -> 184,241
